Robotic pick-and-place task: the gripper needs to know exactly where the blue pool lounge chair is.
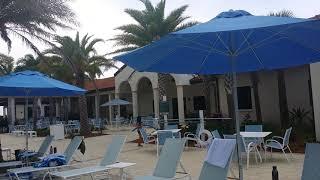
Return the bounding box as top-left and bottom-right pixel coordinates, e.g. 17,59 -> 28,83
48,135 -> 135,179
134,138 -> 188,180
199,138 -> 236,180
301,143 -> 320,180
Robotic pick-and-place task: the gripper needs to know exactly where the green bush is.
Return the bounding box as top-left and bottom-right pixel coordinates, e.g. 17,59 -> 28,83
36,128 -> 50,137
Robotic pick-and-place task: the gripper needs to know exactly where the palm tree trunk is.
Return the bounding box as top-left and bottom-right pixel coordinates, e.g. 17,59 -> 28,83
277,70 -> 289,129
91,77 -> 102,134
158,73 -> 168,101
32,98 -> 38,130
250,72 -> 262,123
49,98 -> 54,124
224,74 -> 235,130
76,72 -> 91,136
78,95 -> 90,136
201,75 -> 213,116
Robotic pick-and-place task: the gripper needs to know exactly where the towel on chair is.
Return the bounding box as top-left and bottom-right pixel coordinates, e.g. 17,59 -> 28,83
205,139 -> 236,168
34,154 -> 66,168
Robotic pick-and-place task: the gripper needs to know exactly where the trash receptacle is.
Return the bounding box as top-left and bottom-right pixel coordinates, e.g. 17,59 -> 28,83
50,124 -> 64,140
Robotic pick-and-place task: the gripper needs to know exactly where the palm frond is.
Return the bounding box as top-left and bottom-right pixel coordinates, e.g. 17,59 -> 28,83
175,21 -> 199,31
268,10 -> 295,17
108,46 -> 139,55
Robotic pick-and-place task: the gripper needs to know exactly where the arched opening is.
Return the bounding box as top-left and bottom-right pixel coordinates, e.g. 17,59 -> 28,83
118,81 -> 132,118
162,75 -> 180,119
137,77 -> 154,116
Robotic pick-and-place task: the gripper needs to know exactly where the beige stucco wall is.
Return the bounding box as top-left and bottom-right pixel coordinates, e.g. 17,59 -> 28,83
218,66 -> 311,125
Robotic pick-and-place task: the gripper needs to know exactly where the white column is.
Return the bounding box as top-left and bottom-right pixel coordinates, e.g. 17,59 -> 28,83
176,85 -> 185,123
38,98 -> 44,117
3,107 -> 5,116
153,88 -> 160,118
55,101 -> 60,117
115,93 -> 120,119
310,63 -> 320,141
8,97 -> 15,125
108,94 -> 113,122
199,110 -> 204,130
132,91 -> 138,118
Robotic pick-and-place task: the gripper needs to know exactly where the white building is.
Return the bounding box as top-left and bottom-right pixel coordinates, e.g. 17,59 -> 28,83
115,64 -> 320,141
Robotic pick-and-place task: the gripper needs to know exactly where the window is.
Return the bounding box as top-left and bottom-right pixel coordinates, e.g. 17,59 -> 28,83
237,86 -> 252,110
193,96 -> 206,110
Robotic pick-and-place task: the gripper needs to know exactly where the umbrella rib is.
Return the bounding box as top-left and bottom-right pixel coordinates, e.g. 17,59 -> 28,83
196,34 -> 225,73
236,24 -> 296,55
240,31 -> 265,68
174,35 -> 229,56
215,32 -> 233,55
261,28 -> 320,54
234,30 -> 255,55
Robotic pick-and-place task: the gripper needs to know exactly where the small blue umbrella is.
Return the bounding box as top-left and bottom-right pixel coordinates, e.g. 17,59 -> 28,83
0,70 -> 86,96
100,99 -> 131,106
0,70 -> 86,154
115,10 -> 320,179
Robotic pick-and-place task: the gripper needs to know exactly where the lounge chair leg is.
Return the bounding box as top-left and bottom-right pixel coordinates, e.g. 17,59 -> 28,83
282,148 -> 289,162
257,148 -> 262,163
247,151 -> 250,169
264,146 -> 267,161
254,148 -> 258,164
270,148 -> 273,160
287,145 -> 293,158
89,173 -> 94,180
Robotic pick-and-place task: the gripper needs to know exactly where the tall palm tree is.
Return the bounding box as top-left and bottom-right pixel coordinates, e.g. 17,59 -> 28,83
110,0 -> 198,102
0,53 -> 14,75
269,10 -> 295,129
0,0 -> 77,54
45,32 -> 114,136
15,54 -> 41,72
38,56 -> 75,84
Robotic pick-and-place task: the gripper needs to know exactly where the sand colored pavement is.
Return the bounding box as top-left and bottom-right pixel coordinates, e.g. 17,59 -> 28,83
0,129 -> 304,179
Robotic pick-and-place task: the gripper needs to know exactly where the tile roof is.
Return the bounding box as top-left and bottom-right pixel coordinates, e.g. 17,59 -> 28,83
84,77 -> 115,91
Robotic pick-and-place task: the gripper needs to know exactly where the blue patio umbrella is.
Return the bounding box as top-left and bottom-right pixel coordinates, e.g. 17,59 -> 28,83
0,70 -> 86,96
0,70 -> 86,153
115,10 -> 320,179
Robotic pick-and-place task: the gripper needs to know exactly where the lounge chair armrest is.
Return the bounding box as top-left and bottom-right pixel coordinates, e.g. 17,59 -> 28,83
246,141 -> 257,151
265,139 -> 283,147
272,136 -> 284,140
186,134 -> 197,138
272,136 -> 284,142
184,132 -> 193,137
148,135 -> 156,141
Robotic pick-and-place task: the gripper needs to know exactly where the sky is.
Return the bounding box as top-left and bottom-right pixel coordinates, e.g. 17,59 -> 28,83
0,0 -> 319,78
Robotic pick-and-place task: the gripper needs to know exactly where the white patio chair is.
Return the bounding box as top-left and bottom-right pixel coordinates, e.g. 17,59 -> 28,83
224,134 -> 262,169
264,127 -> 293,162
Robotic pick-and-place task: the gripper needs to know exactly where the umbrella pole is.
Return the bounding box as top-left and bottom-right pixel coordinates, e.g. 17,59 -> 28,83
25,95 -> 29,165
231,59 -> 244,180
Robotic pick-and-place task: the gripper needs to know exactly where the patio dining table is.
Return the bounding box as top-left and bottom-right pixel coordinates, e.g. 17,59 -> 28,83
239,132 -> 272,138
151,129 -> 181,137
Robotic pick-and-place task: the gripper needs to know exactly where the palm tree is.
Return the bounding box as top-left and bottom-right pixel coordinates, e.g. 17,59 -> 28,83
269,10 -> 295,129
0,53 -> 14,75
38,56 -> 75,84
15,54 -> 41,72
110,0 -> 198,102
45,32 -> 115,136
0,0 -> 77,54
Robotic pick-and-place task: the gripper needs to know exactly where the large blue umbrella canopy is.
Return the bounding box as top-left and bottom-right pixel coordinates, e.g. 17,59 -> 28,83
115,10 -> 320,180
0,70 -> 86,96
115,10 -> 320,74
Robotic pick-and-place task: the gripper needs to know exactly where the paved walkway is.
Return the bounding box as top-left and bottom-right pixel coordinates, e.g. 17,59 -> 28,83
0,129 -> 304,179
